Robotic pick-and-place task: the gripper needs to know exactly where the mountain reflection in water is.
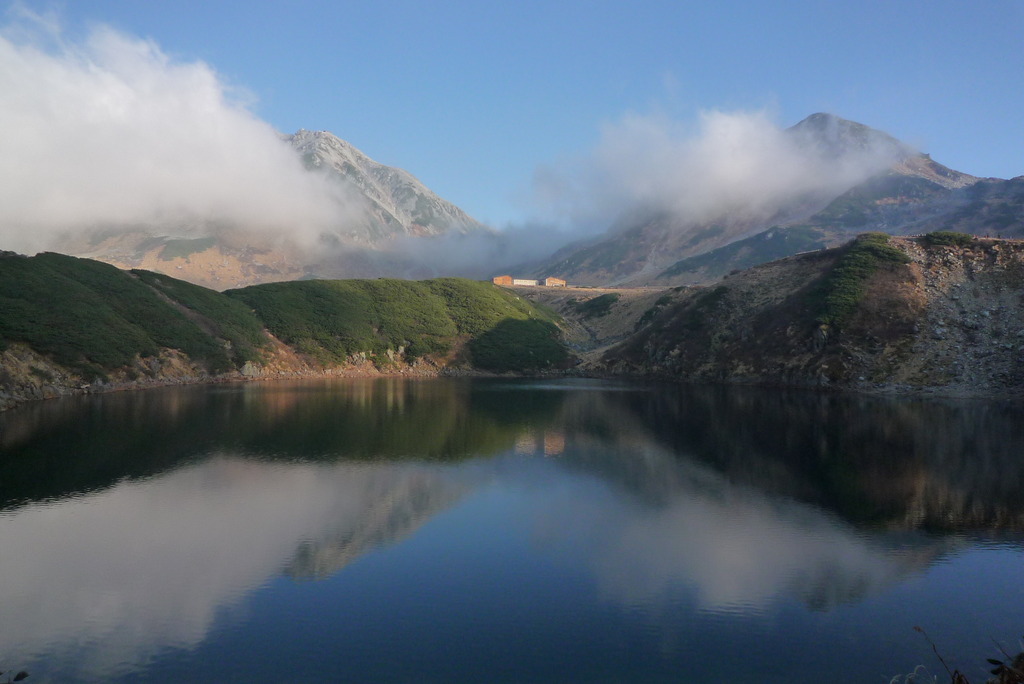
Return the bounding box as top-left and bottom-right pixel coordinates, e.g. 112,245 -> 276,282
0,378 -> 1021,683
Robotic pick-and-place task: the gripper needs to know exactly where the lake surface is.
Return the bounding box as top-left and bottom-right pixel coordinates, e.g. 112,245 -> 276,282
1,377 -> 1022,683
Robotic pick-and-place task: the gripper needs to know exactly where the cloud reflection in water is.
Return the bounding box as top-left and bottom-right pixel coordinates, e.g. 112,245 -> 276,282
529,444 -> 943,616
0,456 -> 465,677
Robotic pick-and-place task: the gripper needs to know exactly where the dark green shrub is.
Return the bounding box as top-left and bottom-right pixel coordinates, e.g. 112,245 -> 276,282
677,285 -> 728,332
0,252 -> 231,374
468,319 -> 570,372
635,294 -> 675,331
157,237 -> 217,261
570,292 -> 621,319
228,277 -> 564,369
921,231 -> 975,247
815,233 -> 910,328
132,270 -> 268,364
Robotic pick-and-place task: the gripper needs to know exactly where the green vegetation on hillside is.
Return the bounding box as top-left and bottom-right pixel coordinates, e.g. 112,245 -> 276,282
635,293 -> 675,331
814,233 -> 911,328
228,278 -> 450,363
467,319 -> 570,373
678,286 -> 728,332
568,292 -> 621,319
131,269 -> 267,364
0,254 -> 568,380
226,277 -> 564,368
425,278 -> 558,334
920,230 -> 975,247
0,252 -> 232,376
158,237 -> 217,261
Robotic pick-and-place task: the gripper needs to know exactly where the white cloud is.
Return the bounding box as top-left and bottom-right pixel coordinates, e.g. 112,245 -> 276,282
0,455 -> 463,679
0,8 -> 910,275
0,11 -> 352,254
532,108 -> 905,234
531,444 -> 937,613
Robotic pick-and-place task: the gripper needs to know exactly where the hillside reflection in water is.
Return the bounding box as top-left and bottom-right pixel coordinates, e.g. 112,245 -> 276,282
0,378 -> 1022,683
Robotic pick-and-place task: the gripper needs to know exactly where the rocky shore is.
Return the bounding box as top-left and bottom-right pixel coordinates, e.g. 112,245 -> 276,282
0,340 -> 452,412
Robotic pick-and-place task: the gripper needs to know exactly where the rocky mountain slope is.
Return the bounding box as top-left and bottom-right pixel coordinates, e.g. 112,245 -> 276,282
593,232 -> 1024,397
58,131 -> 488,289
289,129 -> 483,241
509,285 -> 670,361
655,167 -> 1022,286
531,114 -> 986,287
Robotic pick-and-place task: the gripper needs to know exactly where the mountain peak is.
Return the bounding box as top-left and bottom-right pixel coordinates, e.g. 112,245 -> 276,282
789,113 -> 976,190
285,129 -> 486,241
792,111 -> 854,128
787,112 -> 910,161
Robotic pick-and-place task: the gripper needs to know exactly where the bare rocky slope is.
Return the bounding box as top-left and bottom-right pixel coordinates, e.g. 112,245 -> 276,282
651,172 -> 1024,287
591,234 -> 1024,398
288,129 -> 484,240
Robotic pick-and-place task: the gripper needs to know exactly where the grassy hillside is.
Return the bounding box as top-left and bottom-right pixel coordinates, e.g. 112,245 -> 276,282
226,277 -> 568,371
131,269 -> 269,364
0,252 -> 239,376
0,254 -> 569,386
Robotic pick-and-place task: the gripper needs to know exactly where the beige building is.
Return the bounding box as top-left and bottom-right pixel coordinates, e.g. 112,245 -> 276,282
492,275 -> 568,287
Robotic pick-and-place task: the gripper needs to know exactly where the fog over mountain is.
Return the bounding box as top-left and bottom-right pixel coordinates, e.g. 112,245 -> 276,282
531,109 -> 908,234
0,9 -> 1010,288
0,12 -> 363,255
332,110 -> 929,280
0,11 -> 500,285
524,110 -> 996,286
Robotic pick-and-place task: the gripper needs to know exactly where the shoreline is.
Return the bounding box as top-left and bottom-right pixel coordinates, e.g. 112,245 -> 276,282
3,359 -> 1021,414
0,342 -> 556,412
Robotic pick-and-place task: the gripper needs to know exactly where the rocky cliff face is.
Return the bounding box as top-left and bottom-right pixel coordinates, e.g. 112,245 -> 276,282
595,235 -> 1024,397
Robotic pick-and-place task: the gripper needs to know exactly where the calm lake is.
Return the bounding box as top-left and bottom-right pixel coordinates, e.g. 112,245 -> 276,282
1,377 -> 1022,683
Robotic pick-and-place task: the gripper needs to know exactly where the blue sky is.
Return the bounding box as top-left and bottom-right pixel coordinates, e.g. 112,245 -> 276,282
6,0 -> 1024,228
